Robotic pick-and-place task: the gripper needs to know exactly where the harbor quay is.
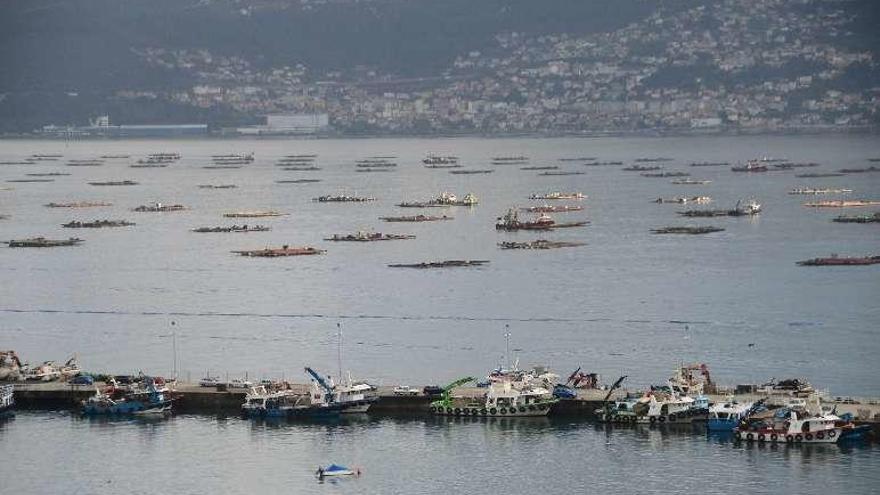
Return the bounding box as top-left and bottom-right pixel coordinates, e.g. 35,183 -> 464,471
10,381 -> 880,432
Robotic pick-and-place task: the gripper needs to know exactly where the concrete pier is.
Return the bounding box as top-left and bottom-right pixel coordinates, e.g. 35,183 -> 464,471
9,381 -> 880,428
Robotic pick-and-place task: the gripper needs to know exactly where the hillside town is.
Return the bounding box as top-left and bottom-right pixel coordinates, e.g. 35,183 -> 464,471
79,0 -> 880,134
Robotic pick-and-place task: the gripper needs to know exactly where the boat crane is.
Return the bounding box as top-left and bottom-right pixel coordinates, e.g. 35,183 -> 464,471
601,376 -> 628,406
433,376 -> 475,409
305,367 -> 335,403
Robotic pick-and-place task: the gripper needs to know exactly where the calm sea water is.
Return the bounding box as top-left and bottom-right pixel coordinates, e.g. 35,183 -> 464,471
0,412 -> 878,495
0,135 -> 878,396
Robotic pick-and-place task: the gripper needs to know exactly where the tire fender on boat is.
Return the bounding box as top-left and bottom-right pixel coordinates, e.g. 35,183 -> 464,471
786,435 -> 794,443
735,431 -> 742,440
500,408 -> 507,415
816,432 -> 824,440
805,433 -> 813,441
795,435 -> 803,442
758,433 -> 765,442
770,434 -> 778,442
490,408 -> 497,415
829,430 -> 836,438
746,433 -> 754,441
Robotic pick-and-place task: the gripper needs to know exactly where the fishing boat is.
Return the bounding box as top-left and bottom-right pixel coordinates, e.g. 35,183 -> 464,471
707,399 -> 763,432
430,377 -> 558,417
6,237 -> 84,247
0,384 -> 14,418
232,246 -> 326,257
81,376 -> 174,415
324,231 -> 415,242
735,409 -> 845,444
305,367 -> 378,414
191,225 -> 270,233
241,385 -> 308,418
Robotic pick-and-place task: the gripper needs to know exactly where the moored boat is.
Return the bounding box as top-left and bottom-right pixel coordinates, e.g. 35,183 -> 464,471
0,384 -> 14,418
82,376 -> 174,415
735,410 -> 845,444
707,399 -> 764,432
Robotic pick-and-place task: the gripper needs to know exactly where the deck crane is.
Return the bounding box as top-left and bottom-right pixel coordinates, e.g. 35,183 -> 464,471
305,367 -> 335,404
431,376 -> 475,410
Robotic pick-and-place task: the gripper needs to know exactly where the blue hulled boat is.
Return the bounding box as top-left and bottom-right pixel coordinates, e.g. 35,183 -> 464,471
81,376 -> 173,415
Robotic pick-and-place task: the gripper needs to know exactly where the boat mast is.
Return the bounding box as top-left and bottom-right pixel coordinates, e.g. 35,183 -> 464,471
171,321 -> 178,381
504,324 -> 511,371
337,322 -> 343,382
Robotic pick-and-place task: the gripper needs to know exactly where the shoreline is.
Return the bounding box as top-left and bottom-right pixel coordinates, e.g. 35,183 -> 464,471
1,126 -> 878,141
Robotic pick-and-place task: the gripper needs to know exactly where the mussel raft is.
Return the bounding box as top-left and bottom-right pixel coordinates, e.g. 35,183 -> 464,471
324,232 -> 415,242
498,240 -> 586,250
388,260 -> 489,268
62,220 -> 135,228
5,237 -> 84,247
651,226 -> 725,234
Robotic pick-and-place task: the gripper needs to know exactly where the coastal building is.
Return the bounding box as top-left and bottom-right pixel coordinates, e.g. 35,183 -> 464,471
38,115 -> 208,138
236,113 -> 330,135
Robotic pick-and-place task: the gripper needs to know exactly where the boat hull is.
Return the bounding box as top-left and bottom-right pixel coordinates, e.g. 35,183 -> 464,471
82,400 -> 172,416
735,428 -> 841,444
431,403 -> 554,417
